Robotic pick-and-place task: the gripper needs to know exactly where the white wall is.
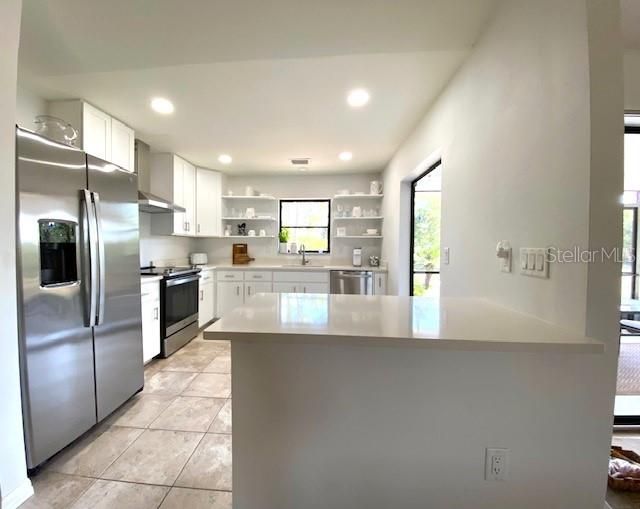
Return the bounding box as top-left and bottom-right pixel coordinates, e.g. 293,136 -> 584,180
376,1 -> 622,506
195,173 -> 382,265
139,213 -> 197,266
382,0 -> 595,333
625,50 -> 640,111
15,85 -> 46,130
1,1 -> 34,508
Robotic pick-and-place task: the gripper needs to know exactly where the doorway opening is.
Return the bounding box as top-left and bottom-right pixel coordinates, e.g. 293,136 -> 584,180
615,116 -> 640,424
410,160 -> 442,297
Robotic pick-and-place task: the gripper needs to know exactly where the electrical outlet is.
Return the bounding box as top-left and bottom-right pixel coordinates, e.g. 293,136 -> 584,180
485,448 -> 510,481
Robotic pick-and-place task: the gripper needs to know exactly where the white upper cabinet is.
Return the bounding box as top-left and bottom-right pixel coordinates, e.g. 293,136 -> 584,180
110,117 -> 135,171
82,102 -> 111,161
183,161 -> 196,234
49,100 -> 135,171
196,168 -> 222,237
150,154 -> 198,236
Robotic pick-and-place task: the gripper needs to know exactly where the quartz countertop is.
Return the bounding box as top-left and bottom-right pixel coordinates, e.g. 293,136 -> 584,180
204,294 -> 604,353
197,263 -> 387,272
140,275 -> 163,283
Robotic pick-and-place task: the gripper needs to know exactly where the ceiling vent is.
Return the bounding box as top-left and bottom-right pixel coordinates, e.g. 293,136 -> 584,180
290,158 -> 310,166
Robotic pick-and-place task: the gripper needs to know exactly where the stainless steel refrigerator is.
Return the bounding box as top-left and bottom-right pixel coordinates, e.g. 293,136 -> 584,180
16,127 -> 144,469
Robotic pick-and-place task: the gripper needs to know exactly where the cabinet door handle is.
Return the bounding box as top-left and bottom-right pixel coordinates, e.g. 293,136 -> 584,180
225,275 -> 234,278
197,224 -> 201,234
293,286 -> 297,293
303,286 -> 306,293
236,285 -> 240,296
153,307 -> 159,320
378,278 -> 381,288
247,286 -> 251,296
183,221 -> 188,232
200,290 -> 204,300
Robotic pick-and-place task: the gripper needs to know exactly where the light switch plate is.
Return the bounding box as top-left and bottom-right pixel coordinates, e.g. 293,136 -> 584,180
520,247 -> 549,278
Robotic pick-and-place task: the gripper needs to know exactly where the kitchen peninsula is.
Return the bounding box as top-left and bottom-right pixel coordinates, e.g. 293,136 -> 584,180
204,294 -> 607,509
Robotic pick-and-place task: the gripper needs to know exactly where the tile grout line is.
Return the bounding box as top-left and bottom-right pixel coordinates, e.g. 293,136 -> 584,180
165,357 -> 216,493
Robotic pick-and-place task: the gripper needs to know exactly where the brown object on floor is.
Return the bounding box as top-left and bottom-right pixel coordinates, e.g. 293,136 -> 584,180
616,342 -> 640,395
232,243 -> 254,265
609,446 -> 640,492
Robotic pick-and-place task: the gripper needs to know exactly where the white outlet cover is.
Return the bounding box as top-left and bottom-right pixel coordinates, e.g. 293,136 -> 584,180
485,448 -> 510,481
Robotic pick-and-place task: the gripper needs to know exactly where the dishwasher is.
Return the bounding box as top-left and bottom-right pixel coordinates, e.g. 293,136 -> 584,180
330,270 -> 374,295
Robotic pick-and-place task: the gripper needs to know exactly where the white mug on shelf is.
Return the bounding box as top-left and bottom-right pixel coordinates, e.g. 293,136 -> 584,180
370,181 -> 383,195
248,229 -> 256,237
352,206 -> 362,218
246,207 -> 255,218
259,229 -> 267,237
245,186 -> 254,196
337,227 -> 346,237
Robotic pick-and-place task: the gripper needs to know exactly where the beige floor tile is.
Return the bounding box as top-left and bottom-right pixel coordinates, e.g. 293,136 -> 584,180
182,373 -> 231,398
160,351 -> 218,372
101,429 -> 203,485
150,397 -> 226,432
208,399 -> 232,434
45,426 -> 143,477
19,472 -> 94,509
69,480 -> 168,509
143,371 -> 198,396
175,433 -> 232,491
203,354 -> 231,374
159,487 -> 231,509
106,394 -> 175,428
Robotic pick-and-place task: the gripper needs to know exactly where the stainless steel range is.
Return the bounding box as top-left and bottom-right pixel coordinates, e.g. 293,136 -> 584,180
140,265 -> 201,357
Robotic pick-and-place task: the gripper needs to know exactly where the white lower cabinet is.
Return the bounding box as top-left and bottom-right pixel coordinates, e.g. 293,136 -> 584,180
141,280 -> 160,364
217,281 -> 245,318
301,282 -> 329,293
273,271 -> 330,294
245,281 -> 273,299
272,282 -> 297,293
199,271 -> 215,328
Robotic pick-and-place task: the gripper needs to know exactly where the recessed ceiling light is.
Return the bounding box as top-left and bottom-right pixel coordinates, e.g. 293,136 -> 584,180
339,151 -> 353,161
150,97 -> 174,114
347,88 -> 370,108
218,154 -> 232,165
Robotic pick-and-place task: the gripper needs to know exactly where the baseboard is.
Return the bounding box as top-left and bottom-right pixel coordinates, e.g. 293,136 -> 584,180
2,478 -> 34,509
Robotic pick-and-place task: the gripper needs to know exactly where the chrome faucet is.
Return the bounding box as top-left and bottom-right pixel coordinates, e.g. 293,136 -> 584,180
300,244 -> 310,266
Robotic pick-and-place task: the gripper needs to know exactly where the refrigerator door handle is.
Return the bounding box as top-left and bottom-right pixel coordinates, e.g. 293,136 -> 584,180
92,192 -> 107,325
82,189 -> 98,327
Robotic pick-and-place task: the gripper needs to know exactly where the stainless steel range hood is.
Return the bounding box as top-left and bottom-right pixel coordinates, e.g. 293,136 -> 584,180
138,190 -> 186,213
136,139 -> 185,214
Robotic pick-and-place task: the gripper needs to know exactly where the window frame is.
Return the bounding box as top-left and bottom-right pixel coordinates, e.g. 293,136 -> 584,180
622,206 -> 638,300
279,198 -> 331,254
410,160 -> 442,296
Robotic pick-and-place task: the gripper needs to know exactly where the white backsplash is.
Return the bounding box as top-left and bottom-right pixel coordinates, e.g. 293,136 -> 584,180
138,213 -> 196,267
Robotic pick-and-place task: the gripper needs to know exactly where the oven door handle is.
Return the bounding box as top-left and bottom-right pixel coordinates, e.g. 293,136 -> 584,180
165,275 -> 200,287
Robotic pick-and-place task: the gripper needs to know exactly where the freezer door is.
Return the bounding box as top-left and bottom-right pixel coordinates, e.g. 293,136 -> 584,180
87,155 -> 143,420
16,128 -> 97,468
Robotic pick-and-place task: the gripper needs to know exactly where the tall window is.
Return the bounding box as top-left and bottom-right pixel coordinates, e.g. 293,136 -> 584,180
279,200 -> 330,253
411,161 -> 442,296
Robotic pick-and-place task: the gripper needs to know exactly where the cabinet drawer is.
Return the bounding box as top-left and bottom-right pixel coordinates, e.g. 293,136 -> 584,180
217,270 -> 244,281
245,271 -> 273,281
200,270 -> 215,282
273,271 -> 329,283
141,281 -> 160,300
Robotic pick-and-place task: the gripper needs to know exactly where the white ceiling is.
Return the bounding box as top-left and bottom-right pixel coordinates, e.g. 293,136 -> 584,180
18,0 -> 499,175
